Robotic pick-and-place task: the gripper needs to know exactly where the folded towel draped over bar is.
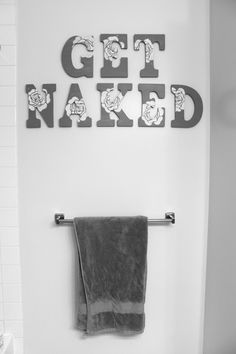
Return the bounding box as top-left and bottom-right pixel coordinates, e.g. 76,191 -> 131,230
73,216 -> 148,334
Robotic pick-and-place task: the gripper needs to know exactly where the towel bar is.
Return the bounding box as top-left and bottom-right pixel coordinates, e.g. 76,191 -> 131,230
54,212 -> 175,225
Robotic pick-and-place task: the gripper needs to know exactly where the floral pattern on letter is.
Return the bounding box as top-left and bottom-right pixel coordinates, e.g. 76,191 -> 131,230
101,89 -> 123,113
28,89 -> 50,112
73,36 -> 94,52
65,97 -> 87,122
134,38 -> 154,63
102,36 -> 125,61
141,99 -> 164,126
171,87 -> 186,112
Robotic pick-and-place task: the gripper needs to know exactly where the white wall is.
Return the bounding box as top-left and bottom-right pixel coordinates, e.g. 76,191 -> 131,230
203,1 -> 236,353
0,1 -> 24,354
17,1 -> 210,354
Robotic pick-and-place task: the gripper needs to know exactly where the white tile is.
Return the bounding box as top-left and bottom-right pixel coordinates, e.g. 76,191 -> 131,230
0,5 -> 15,24
0,320 -> 4,333
0,302 -> 3,320
0,286 -> 3,302
14,338 -> 24,354
0,46 -> 16,66
5,320 -> 23,338
3,284 -> 21,302
0,208 -> 17,227
2,265 -> 21,283
4,302 -> 23,320
0,26 -> 15,45
0,188 -> 17,207
0,147 -> 16,166
0,107 -> 15,126
1,246 -> 19,264
0,66 -> 15,85
0,228 -> 19,246
0,127 -> 16,146
0,167 -> 17,186
0,87 -> 15,105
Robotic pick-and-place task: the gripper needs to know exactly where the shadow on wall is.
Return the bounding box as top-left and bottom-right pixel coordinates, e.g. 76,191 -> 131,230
215,88 -> 236,128
204,1 -> 236,354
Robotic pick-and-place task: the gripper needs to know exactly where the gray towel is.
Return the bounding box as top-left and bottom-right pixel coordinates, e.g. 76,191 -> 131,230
73,216 -> 148,335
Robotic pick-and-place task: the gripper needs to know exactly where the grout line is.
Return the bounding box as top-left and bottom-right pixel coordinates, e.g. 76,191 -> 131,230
0,126 -> 16,128
0,145 -> 15,149
0,226 -> 18,229
0,167 -> 18,169
0,246 -> 19,248
0,189 -> 17,191
0,146 -> 16,148
0,188 -> 17,190
0,284 -> 21,287
0,186 -> 17,188
0,227 -> 18,229
0,207 -> 17,209
0,44 -> 15,46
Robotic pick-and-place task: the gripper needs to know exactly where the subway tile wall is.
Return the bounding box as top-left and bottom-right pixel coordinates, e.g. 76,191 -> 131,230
0,1 -> 24,354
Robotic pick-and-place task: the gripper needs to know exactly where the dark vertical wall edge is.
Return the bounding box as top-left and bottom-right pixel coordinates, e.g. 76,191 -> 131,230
204,1 -> 236,353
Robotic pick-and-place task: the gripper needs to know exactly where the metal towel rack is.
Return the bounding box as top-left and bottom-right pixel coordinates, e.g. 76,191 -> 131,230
54,212 -> 175,225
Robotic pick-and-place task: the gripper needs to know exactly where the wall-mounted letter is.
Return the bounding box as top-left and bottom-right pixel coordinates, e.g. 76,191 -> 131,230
100,34 -> 128,78
138,84 -> 165,127
97,83 -> 133,127
61,35 -> 94,78
171,85 -> 203,128
134,34 -> 165,78
59,83 -> 92,127
26,84 -> 56,128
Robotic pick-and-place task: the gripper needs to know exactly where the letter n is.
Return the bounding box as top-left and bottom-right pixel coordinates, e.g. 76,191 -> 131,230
26,84 -> 56,128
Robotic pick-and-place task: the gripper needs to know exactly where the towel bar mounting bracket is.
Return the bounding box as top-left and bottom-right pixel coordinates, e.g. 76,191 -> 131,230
165,212 -> 175,224
55,213 -> 65,224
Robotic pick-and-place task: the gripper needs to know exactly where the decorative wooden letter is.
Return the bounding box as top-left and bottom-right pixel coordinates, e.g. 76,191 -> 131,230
59,83 -> 92,127
171,85 -> 203,128
134,34 -> 165,78
61,35 -> 94,78
138,84 -> 165,127
26,84 -> 56,128
97,83 -> 133,127
100,34 -> 128,78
